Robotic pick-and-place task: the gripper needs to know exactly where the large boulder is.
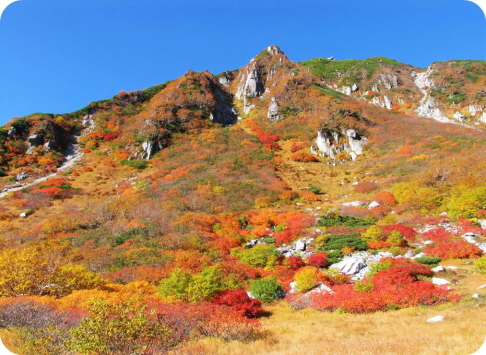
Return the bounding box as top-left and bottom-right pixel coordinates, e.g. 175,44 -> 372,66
331,258 -> 366,275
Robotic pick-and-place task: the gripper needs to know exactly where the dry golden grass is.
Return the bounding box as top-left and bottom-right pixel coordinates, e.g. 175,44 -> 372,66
178,261 -> 486,355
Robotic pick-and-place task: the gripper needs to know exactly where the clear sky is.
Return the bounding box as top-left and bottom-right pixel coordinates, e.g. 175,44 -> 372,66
0,0 -> 484,124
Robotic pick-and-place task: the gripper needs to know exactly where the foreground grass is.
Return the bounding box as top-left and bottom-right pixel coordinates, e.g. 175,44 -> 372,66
179,261 -> 486,355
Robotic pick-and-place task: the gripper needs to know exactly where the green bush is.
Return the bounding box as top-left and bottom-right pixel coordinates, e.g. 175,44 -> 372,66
158,266 -> 228,302
120,159 -> 149,170
475,257 -> 486,275
318,213 -> 374,229
321,234 -> 368,252
158,268 -> 193,301
231,244 -> 279,268
415,256 -> 442,266
326,250 -> 344,265
250,277 -> 282,302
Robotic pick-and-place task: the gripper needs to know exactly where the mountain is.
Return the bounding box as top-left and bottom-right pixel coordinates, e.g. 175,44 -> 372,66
0,46 -> 485,354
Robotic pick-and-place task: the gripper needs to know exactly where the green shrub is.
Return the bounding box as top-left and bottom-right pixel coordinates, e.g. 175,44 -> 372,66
231,244 -> 279,268
475,257 -> 486,275
415,256 -> 442,266
250,277 -> 282,302
321,234 -> 368,252
158,268 -> 193,301
319,213 -> 374,229
326,250 -> 344,265
294,267 -> 321,292
120,159 -> 149,170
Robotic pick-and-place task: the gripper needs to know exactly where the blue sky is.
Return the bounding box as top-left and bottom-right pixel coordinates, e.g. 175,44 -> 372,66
0,0 -> 484,124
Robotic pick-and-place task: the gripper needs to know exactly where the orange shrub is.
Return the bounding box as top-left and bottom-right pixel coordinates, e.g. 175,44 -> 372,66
291,152 -> 320,162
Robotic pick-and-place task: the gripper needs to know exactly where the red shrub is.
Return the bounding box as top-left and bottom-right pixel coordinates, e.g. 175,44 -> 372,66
381,224 -> 417,241
421,228 -> 454,243
212,289 -> 264,318
291,152 -> 320,162
103,133 -> 119,141
354,182 -> 378,193
307,253 -> 328,268
32,186 -> 68,199
423,241 -> 483,259
287,256 -> 306,270
290,142 -> 305,153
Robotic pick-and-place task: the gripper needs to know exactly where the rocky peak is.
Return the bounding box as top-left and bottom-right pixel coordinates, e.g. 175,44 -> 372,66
235,45 -> 291,100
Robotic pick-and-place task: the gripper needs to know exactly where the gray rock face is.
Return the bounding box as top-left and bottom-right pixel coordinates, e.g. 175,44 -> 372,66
14,172 -> 28,182
218,76 -> 230,86
453,111 -> 466,122
7,126 -> 16,137
44,141 -> 55,152
268,97 -> 279,120
141,141 -> 161,160
313,129 -> 368,161
378,73 -> 399,90
236,64 -> 264,100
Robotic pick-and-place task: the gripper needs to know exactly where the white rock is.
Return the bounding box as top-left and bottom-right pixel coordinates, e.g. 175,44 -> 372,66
472,294 -> 480,299
453,111 -> 466,121
268,97 -> 279,120
331,258 -> 366,275
477,284 -> 486,290
19,212 -> 27,218
432,266 -> 445,273
479,220 -> 486,229
445,266 -> 458,270
342,201 -> 366,207
427,316 -> 445,323
294,239 -> 307,251
432,277 -> 452,286
307,283 -> 333,294
368,201 -> 381,209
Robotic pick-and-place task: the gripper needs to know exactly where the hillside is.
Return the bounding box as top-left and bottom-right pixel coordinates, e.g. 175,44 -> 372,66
0,46 -> 486,354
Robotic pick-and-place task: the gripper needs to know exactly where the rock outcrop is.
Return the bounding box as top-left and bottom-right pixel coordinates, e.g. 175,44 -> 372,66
313,129 -> 368,161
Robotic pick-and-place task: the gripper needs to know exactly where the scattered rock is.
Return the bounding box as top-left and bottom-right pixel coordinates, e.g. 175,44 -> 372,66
19,212 -> 27,218
427,316 -> 445,323
432,277 -> 452,286
432,266 -> 445,273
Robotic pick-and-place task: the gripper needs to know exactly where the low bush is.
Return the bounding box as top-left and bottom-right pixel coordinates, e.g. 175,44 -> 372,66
250,277 -> 282,303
